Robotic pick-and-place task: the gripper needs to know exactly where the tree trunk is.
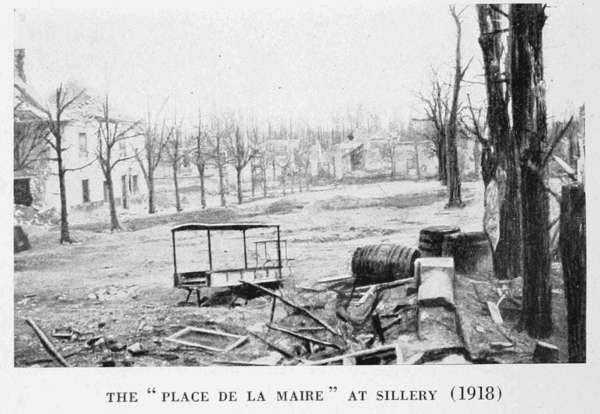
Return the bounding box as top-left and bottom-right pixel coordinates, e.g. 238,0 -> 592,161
445,131 -> 461,206
218,162 -> 226,207
477,4 -> 524,281
198,166 -> 206,209
560,183 -> 585,362
472,140 -> 481,179
446,7 -> 464,207
147,174 -> 156,214
263,166 -> 268,198
106,173 -> 120,231
511,4 -> 552,338
251,163 -> 256,198
414,141 -> 421,180
437,136 -> 448,185
173,161 -> 181,212
236,167 -> 243,204
57,166 -> 72,244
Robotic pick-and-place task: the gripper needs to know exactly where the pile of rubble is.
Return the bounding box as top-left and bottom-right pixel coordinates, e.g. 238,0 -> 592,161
14,205 -> 60,226
21,226 -> 559,367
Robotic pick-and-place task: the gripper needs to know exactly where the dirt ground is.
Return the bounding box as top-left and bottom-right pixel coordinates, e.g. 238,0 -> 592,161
13,178 -> 568,367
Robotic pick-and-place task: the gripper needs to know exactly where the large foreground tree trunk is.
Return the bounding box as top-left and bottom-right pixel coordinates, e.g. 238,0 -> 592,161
511,4 -> 552,338
560,183 -> 586,362
477,4 -> 524,280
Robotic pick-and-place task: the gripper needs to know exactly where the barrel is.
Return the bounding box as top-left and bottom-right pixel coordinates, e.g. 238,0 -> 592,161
418,225 -> 460,257
441,231 -> 492,276
351,244 -> 421,284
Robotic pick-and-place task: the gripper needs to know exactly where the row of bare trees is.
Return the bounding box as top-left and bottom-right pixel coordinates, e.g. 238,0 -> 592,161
15,84 -> 330,242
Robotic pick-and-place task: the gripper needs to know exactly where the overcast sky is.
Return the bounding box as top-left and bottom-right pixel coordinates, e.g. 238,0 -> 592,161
14,2 -> 588,129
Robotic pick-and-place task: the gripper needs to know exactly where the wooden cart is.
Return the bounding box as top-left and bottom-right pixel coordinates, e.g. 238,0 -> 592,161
170,222 -> 291,305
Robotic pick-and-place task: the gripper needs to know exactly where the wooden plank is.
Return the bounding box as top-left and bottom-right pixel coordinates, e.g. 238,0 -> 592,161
315,275 -> 354,285
304,344 -> 398,366
486,301 -> 504,324
25,318 -> 70,367
266,324 -> 341,350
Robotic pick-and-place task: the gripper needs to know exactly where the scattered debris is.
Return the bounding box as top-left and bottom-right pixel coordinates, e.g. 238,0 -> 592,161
250,352 -> 283,366
25,318 -> 70,367
241,281 -> 339,336
165,326 -> 248,353
247,330 -> 298,359
305,344 -> 402,365
87,336 -> 104,348
486,301 -> 504,325
127,342 -> 148,356
105,336 -> 126,352
266,323 -> 342,350
490,341 -> 514,350
100,358 -> 116,367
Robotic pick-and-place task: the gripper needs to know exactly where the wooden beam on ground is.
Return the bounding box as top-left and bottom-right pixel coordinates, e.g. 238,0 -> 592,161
266,324 -> 342,350
25,318 -> 70,367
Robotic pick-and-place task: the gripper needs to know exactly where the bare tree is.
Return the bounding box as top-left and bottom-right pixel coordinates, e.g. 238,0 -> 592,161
227,125 -> 257,204
418,76 -> 450,184
191,111 -> 209,209
95,96 -> 140,230
208,115 -> 232,207
461,94 -> 487,180
446,5 -> 472,207
41,84 -> 90,243
135,104 -> 173,214
165,125 -> 186,212
251,125 -> 272,198
277,150 -> 294,196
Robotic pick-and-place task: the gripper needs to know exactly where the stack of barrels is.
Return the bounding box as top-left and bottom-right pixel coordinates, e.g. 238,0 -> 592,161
350,225 -> 492,284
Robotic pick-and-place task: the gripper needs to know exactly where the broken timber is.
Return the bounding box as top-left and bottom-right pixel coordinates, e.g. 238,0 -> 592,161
266,323 -> 342,350
25,318 -> 70,367
241,281 -> 339,336
304,344 -> 403,365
